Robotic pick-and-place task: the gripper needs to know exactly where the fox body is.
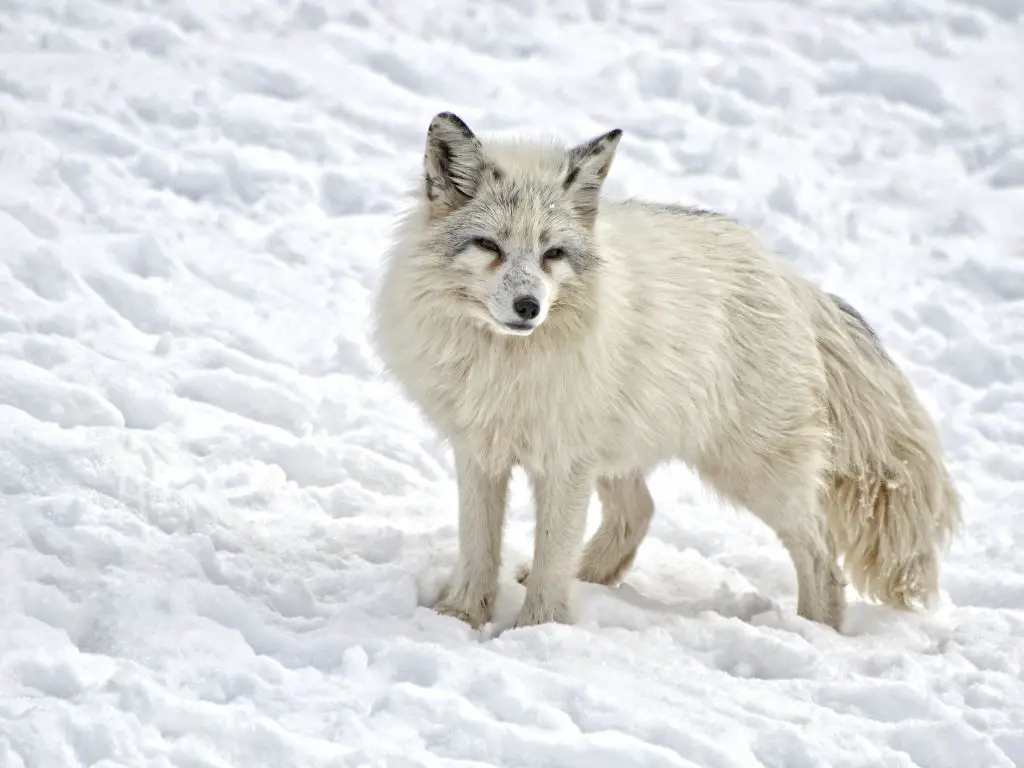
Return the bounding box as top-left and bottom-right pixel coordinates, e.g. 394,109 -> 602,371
371,112 -> 961,632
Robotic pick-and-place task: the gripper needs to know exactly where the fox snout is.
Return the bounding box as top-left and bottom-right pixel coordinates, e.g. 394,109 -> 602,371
488,267 -> 550,335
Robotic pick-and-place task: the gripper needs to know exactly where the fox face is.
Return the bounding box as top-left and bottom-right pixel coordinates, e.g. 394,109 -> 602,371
418,112 -> 622,337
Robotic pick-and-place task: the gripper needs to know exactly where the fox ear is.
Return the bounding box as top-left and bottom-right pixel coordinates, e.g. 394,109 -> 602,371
563,128 -> 623,224
423,112 -> 485,215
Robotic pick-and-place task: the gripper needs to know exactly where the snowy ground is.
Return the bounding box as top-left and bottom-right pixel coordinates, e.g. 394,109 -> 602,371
1,0 -> 1023,766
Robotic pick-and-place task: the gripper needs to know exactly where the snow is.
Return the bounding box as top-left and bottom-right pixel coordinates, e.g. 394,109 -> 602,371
0,0 -> 1022,765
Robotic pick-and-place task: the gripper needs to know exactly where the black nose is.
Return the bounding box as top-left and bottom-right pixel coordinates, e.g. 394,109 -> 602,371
512,295 -> 540,320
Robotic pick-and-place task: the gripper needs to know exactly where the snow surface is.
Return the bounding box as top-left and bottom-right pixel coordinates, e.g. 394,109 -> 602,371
1,0 -> 1023,766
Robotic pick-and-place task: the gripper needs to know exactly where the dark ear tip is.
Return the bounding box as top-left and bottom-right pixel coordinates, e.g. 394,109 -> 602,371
429,111 -> 474,138
606,128 -> 623,141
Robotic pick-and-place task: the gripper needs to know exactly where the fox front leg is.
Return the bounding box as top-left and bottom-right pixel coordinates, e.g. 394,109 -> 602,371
515,463 -> 593,628
433,448 -> 510,629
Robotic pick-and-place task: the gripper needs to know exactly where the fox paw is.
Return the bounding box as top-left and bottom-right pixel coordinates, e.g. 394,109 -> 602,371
513,594 -> 572,629
433,586 -> 494,629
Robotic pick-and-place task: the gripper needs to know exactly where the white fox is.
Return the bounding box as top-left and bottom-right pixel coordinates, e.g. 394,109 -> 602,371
371,112 -> 961,632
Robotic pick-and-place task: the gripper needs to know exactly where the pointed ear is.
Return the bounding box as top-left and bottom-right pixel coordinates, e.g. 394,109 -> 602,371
423,112 -> 485,216
563,128 -> 622,224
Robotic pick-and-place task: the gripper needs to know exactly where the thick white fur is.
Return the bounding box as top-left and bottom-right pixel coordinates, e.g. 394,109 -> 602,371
372,113 -> 962,632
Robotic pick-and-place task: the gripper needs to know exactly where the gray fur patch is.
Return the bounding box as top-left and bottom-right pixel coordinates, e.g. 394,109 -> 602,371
645,201 -> 725,219
434,140 -> 455,182
829,293 -> 891,360
567,245 -> 600,273
562,166 -> 580,190
678,205 -> 720,218
829,293 -> 878,340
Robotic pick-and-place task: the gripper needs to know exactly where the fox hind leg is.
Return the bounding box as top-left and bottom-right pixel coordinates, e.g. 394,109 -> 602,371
578,473 -> 655,586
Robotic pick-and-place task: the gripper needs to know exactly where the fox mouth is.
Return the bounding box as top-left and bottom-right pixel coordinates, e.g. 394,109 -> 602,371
501,321 -> 536,336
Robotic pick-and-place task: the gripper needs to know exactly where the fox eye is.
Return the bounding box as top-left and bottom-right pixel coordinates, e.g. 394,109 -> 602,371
471,237 -> 502,256
542,247 -> 566,261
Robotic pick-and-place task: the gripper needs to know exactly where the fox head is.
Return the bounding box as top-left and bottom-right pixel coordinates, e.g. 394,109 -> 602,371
414,111 -> 622,337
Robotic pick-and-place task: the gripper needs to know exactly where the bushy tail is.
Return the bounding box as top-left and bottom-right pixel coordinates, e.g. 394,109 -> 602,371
815,292 -> 961,610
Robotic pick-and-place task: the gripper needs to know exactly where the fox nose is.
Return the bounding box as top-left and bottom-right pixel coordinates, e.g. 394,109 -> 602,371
512,295 -> 540,321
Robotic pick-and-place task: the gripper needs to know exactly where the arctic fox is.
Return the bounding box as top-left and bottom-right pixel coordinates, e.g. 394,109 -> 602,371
371,111 -> 961,632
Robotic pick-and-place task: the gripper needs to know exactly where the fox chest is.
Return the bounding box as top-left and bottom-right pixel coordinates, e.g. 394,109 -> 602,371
423,350 -> 600,474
